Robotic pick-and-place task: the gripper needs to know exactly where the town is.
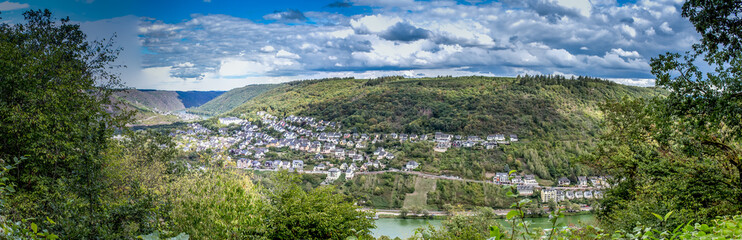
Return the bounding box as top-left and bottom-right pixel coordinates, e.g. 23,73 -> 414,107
173,112 -> 606,203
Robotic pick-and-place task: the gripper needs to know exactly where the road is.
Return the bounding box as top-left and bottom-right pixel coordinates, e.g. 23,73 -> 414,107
242,168 -> 604,191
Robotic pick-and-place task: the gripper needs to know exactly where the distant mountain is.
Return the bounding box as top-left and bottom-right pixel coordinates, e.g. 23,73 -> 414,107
173,91 -> 226,108
188,84 -> 279,115
114,89 -> 185,112
115,89 -> 225,112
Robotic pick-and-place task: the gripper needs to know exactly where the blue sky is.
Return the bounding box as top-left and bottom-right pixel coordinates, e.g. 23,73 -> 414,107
0,0 -> 695,90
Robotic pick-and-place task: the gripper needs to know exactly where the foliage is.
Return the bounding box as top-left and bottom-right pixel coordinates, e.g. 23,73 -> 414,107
594,0 -> 742,233
166,170 -> 265,239
265,172 -> 375,240
0,9 -> 135,238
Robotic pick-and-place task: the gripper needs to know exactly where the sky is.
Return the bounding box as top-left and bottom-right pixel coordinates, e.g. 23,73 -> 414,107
0,0 -> 698,90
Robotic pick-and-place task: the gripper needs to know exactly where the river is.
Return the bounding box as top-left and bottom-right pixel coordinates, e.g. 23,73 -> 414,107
371,214 -> 596,239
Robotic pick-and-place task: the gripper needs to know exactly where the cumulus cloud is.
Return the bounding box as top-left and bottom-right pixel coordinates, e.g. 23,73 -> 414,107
0,1 -> 29,11
133,0 -> 698,90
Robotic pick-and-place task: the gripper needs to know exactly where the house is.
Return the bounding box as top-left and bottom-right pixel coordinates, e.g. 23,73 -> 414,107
493,172 -> 510,185
557,190 -> 566,202
509,134 -> 518,142
574,191 -> 584,199
345,169 -> 355,180
314,154 -> 324,160
578,176 -> 588,187
484,142 -> 497,150
511,175 -> 524,185
493,134 -> 506,141
292,160 -> 304,170
541,188 -> 557,203
340,163 -> 348,170
327,168 -> 341,181
524,175 -> 538,186
517,185 -> 534,196
435,132 -> 452,142
434,142 -> 450,152
589,176 -> 600,187
594,191 -> 603,199
405,161 -> 419,170
566,191 -> 575,199
219,117 -> 244,125
313,163 -> 326,171
584,190 -> 593,199
558,177 -> 571,186
462,141 -> 476,148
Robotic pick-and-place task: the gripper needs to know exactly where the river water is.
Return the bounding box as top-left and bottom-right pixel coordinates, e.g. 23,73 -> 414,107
371,214 -> 596,239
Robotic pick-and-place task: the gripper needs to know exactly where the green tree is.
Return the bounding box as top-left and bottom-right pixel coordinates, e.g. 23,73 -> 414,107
265,172 -> 375,240
596,0 -> 742,232
0,9 -> 131,237
166,170 -> 266,239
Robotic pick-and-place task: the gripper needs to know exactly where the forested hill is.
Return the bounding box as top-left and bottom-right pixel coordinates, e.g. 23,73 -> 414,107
113,89 -> 225,113
228,75 -> 662,139
188,84 -> 279,115
225,75 -> 664,180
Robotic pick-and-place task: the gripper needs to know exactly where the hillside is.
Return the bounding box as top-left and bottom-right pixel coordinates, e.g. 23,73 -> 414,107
228,76 -> 661,137
114,89 -> 186,112
188,84 -> 278,115
227,76 -> 664,181
112,89 -> 224,125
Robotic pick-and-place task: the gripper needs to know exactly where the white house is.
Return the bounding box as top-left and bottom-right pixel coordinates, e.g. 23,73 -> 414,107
219,117 -> 245,125
327,168 -> 341,181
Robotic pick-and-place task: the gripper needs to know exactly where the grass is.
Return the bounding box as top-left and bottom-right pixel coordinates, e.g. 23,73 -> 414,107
403,177 -> 437,210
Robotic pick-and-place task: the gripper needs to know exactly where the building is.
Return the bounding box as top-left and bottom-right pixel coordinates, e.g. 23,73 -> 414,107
578,176 -> 588,187
327,168 -> 341,181
541,188 -> 557,203
219,117 -> 245,125
493,172 -> 510,185
517,185 -> 534,196
558,177 -> 571,186
524,175 -> 539,186
405,161 -> 419,170
345,169 -> 355,180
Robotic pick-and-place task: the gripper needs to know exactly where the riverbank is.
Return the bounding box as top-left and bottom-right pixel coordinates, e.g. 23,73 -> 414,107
365,207 -> 594,219
371,214 -> 597,239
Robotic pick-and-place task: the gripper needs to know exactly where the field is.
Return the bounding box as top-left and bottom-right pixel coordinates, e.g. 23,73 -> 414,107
403,177 -> 437,210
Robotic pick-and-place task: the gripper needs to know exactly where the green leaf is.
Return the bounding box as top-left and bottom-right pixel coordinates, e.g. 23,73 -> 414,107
489,225 -> 502,239
652,212 -> 663,221
31,222 -> 38,234
46,217 -> 55,224
664,211 -> 674,221
508,170 -> 517,176
506,210 -> 518,220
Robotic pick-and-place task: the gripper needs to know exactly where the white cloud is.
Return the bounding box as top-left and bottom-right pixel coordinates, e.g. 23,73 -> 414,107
260,46 -> 275,52
219,59 -> 272,76
276,49 -> 300,59
554,0 -> 592,17
0,1 -> 28,11
659,22 -> 672,33
132,0 -> 698,90
610,48 -> 641,58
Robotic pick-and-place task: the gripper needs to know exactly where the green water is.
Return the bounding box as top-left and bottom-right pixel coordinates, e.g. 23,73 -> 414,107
371,214 -> 595,239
